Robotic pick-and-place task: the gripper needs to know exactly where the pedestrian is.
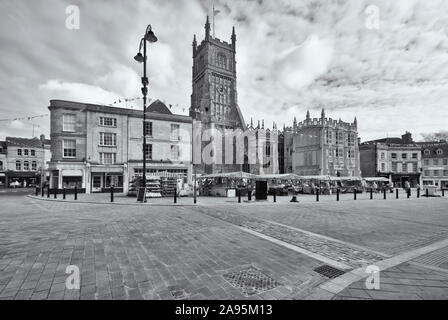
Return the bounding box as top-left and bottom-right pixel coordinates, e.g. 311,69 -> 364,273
372,182 -> 378,193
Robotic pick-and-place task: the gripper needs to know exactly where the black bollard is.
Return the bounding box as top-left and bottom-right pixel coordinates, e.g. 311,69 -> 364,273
74,186 -> 78,200
273,188 -> 277,203
383,188 -> 386,200
238,189 -> 241,203
396,188 -> 399,199
442,189 -> 445,197
47,186 -> 50,198
337,188 -> 340,201
35,187 -> 39,196
54,187 -> 57,199
354,189 -> 357,201
370,188 -> 373,200
63,187 -> 66,200
407,188 -> 411,199
316,188 -> 320,202
194,186 -> 197,204
111,186 -> 114,203
41,185 -> 44,197
417,188 -> 420,198
426,188 -> 429,198
248,189 -> 252,201
174,186 -> 177,204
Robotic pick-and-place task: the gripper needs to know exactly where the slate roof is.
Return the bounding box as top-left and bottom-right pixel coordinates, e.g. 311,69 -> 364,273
5,137 -> 50,148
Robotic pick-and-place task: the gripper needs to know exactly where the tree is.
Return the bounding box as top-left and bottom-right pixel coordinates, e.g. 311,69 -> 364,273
420,130 -> 448,142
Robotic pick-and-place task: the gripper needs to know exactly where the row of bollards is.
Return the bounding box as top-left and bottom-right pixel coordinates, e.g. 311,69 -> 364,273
39,186 -> 78,200
35,185 -> 446,205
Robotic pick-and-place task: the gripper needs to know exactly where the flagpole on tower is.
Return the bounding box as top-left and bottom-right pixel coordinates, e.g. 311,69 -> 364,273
213,2 -> 215,38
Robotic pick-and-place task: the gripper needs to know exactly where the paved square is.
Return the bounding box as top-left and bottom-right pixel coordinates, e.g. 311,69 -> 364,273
1,191 -> 448,300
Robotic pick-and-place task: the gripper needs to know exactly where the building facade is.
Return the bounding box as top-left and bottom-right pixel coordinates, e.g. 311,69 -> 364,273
0,136 -> 51,187
189,17 -> 277,175
360,132 -> 422,187
283,110 -> 361,177
418,141 -> 448,189
0,141 -> 7,186
48,99 -> 192,194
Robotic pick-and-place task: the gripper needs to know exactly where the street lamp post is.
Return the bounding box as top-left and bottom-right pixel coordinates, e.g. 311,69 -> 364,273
134,24 -> 157,201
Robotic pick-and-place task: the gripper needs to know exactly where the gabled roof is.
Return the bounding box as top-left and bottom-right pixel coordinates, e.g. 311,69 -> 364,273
145,100 -> 172,115
5,137 -> 49,148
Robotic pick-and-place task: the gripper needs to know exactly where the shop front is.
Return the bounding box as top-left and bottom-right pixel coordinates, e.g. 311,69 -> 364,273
0,172 -> 5,187
5,171 -> 40,187
48,163 -> 87,193
89,165 -> 127,193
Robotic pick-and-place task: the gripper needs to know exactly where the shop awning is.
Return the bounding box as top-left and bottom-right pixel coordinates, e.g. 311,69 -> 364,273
200,171 -> 258,179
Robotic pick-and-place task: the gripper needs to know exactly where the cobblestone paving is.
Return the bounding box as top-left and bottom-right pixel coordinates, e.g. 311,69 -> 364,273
1,192 -> 448,300
208,198 -> 448,255
0,195 -> 326,300
197,207 -> 385,269
334,261 -> 448,300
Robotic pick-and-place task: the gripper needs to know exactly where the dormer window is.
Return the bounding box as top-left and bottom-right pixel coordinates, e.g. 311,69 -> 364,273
424,149 -> 430,156
436,149 -> 443,155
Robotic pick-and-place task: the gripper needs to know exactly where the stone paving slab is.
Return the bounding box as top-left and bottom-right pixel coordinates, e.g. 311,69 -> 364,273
334,261 -> 448,300
2,193 -> 448,300
197,207 -> 385,269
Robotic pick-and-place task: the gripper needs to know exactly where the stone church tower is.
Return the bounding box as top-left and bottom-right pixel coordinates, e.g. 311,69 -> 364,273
190,16 -> 247,174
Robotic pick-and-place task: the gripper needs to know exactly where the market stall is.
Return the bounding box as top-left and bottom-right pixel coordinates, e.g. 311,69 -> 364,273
299,175 -> 333,194
199,172 -> 257,197
331,176 -> 363,193
255,173 -> 302,195
362,177 -> 392,192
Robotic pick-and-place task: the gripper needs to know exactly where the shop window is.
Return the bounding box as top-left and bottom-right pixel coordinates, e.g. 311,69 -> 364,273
62,176 -> 82,188
16,161 -> 21,171
63,114 -> 76,132
63,139 -> 76,158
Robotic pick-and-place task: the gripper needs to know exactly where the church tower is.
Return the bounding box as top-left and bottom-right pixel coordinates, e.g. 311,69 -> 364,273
190,17 -> 245,130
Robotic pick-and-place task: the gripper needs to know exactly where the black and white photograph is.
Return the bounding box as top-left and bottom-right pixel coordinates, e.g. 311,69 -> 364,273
1,0 -> 448,311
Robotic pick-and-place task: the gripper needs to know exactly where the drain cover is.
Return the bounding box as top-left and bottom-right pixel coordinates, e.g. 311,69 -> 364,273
168,286 -> 189,300
314,265 -> 346,279
223,267 -> 280,296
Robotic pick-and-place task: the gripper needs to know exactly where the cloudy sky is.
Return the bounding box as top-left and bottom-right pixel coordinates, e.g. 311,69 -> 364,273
1,0 -> 447,141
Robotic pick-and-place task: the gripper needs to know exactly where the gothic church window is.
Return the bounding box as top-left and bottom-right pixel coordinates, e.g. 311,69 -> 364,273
217,52 -> 227,69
